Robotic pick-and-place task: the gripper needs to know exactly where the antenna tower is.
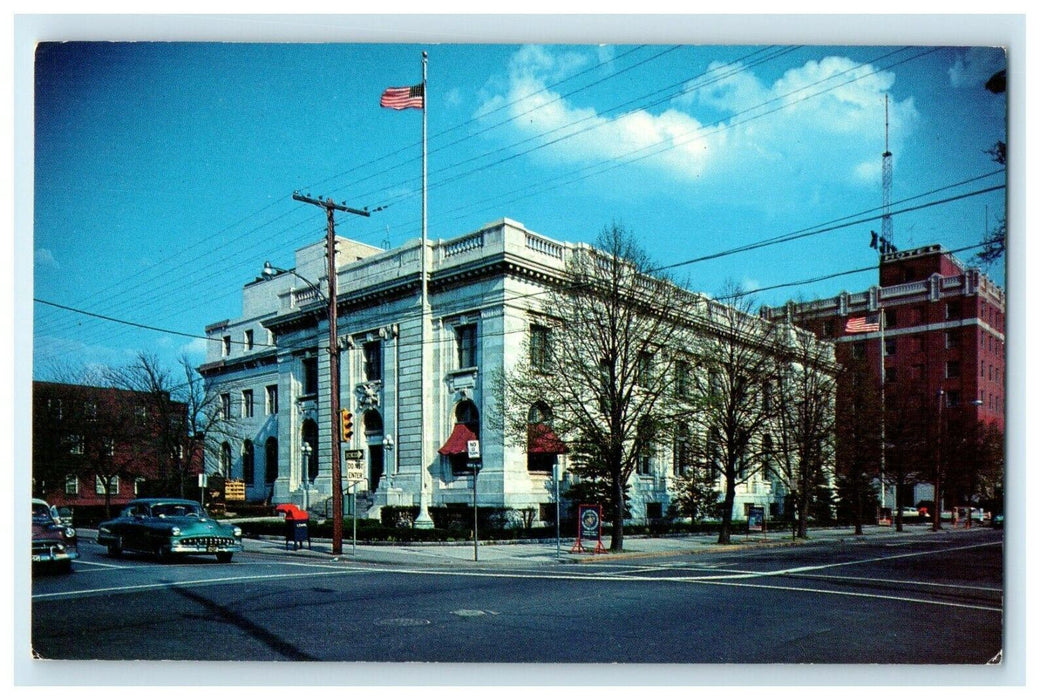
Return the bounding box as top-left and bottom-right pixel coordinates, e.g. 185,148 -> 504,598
880,95 -> 894,252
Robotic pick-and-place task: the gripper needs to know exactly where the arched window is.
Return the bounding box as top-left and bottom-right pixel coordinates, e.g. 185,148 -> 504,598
363,409 -> 383,435
265,437 -> 279,484
365,410 -> 385,491
242,440 -> 255,485
220,442 -> 232,477
526,402 -> 564,472
302,419 -> 319,482
440,400 -> 480,475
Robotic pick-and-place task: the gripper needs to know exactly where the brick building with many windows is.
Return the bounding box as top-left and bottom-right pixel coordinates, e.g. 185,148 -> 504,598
32,381 -> 203,517
763,244 -> 1005,511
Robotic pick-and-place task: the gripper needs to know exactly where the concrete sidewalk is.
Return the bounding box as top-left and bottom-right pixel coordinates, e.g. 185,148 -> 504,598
237,522 -> 972,567
76,522 -> 983,568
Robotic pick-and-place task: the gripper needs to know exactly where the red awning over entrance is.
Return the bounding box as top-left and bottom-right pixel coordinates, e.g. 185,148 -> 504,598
528,423 -> 567,454
438,423 -> 479,456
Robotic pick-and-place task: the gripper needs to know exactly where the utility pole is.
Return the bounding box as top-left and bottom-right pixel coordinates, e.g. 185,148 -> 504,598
293,192 -> 369,556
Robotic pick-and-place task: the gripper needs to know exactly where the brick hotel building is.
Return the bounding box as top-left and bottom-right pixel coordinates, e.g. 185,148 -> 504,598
763,244 -> 1005,509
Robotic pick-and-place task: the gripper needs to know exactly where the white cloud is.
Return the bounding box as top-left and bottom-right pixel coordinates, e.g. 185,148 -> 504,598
948,48 -> 1006,88
477,46 -> 713,181
477,47 -> 920,205
180,337 -> 209,357
35,248 -> 59,269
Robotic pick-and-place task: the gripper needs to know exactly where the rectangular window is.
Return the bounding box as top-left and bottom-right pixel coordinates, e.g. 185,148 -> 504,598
135,405 -> 147,424
242,389 -> 254,418
68,434 -> 84,455
48,398 -> 63,420
529,324 -> 551,372
64,474 -> 79,496
945,300 -> 961,319
675,360 -> 691,398
103,437 -> 115,456
884,338 -> 896,356
884,366 -> 897,383
912,307 -> 925,325
821,320 -> 834,337
222,335 -> 232,357
95,475 -> 119,496
456,323 -> 478,369
84,401 -> 97,421
884,309 -> 897,329
266,385 -> 279,415
244,329 -> 254,351
945,329 -> 960,349
364,341 -> 382,381
945,390 -> 960,408
851,341 -> 865,359
945,360 -> 961,379
220,393 -> 231,420
638,351 -> 654,389
302,357 -> 318,395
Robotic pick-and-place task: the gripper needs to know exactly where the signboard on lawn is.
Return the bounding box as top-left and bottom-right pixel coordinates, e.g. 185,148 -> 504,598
747,506 -> 765,533
571,504 -> 608,554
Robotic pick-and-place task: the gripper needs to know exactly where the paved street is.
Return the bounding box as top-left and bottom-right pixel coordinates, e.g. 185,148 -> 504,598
31,526 -> 1003,665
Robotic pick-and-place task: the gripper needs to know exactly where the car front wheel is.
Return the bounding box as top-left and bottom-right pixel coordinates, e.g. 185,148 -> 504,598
107,540 -> 122,557
216,552 -> 233,563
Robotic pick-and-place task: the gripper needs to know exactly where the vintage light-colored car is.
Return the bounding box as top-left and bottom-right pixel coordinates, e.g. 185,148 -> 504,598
32,498 -> 79,573
97,498 -> 243,563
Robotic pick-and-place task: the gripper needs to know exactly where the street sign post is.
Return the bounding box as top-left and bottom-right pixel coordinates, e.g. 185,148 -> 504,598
467,439 -> 481,561
343,454 -> 366,556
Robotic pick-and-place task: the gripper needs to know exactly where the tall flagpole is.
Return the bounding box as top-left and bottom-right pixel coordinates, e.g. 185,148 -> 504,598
416,50 -> 434,528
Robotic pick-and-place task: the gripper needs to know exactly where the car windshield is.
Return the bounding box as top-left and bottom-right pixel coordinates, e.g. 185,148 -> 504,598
32,503 -> 54,523
150,503 -> 203,518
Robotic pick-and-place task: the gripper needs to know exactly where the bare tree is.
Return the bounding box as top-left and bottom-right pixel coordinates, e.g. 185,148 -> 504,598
833,353 -> 883,535
106,352 -> 234,498
497,224 -> 701,552
691,286 -> 780,545
767,322 -> 838,539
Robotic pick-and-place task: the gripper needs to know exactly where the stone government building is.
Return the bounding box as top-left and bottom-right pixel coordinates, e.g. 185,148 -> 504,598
200,218 -> 824,523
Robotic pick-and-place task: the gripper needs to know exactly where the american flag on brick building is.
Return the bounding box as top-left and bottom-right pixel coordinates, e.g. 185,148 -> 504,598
845,313 -> 881,333
380,84 -> 424,110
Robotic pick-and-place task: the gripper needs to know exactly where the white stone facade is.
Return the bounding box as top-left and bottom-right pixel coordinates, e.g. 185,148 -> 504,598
201,218 -> 815,523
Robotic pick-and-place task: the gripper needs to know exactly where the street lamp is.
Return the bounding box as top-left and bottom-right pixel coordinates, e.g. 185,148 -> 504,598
300,441 -> 312,513
934,388 -> 944,531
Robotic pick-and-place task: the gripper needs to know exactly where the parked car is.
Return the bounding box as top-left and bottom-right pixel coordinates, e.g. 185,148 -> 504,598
992,513 -> 1004,529
32,498 -> 79,573
97,498 -> 243,563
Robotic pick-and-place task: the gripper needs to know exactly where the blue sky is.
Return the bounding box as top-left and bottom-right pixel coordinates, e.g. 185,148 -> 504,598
29,37 -> 1009,379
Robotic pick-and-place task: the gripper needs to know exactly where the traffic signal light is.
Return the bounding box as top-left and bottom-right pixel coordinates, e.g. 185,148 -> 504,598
340,409 -> 353,442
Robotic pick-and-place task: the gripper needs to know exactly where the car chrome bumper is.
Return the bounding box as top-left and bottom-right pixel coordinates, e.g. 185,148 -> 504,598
168,540 -> 243,554
32,547 -> 79,563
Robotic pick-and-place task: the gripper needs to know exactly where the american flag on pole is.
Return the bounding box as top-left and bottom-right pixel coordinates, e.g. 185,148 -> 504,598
845,314 -> 881,333
380,84 -> 424,110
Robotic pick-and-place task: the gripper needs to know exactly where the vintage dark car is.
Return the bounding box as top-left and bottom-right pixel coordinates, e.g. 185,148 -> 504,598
32,498 -> 79,573
97,498 -> 243,563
